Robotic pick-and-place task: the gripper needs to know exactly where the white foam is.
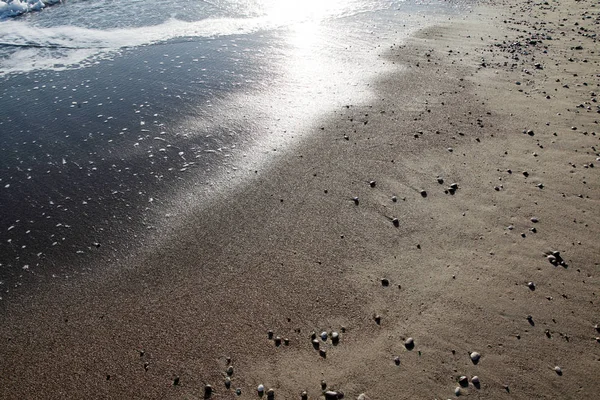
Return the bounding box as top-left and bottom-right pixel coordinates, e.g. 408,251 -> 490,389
0,16 -> 275,75
0,0 -> 401,76
0,0 -> 61,19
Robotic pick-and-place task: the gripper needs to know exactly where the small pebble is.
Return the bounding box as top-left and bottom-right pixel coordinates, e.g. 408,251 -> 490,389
324,391 -> 341,400
312,339 -> 320,349
331,331 -> 339,343
204,384 -> 213,397
321,331 -> 328,341
319,348 -> 327,358
301,391 -> 308,400
554,366 -> 562,375
455,386 -> 461,396
374,315 -> 381,325
437,176 -> 444,184
369,181 -> 376,187
420,190 -> 427,197
381,278 -> 390,287
258,384 -> 265,394
527,281 -> 536,290
531,217 -> 539,223
284,338 -> 290,346
450,183 -> 459,190
274,336 -> 282,346
321,380 -> 327,390
236,388 -> 242,396
458,376 -> 468,386
394,356 -> 400,365
267,388 -> 275,399
405,337 -> 415,349
391,195 -> 397,202
470,351 -> 481,363
267,330 -> 274,339
353,197 -> 359,205
472,376 -> 480,386
225,377 -> 231,389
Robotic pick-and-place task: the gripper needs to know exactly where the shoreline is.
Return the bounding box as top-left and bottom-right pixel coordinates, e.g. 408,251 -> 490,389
1,0 -> 599,399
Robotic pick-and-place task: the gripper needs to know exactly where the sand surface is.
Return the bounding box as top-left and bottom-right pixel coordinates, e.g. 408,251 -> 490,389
1,0 -> 599,399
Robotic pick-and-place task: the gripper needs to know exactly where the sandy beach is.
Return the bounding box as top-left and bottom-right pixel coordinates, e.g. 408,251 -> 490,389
1,0 -> 599,399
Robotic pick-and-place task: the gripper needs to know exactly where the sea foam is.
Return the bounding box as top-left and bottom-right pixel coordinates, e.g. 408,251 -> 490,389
0,0 -> 61,19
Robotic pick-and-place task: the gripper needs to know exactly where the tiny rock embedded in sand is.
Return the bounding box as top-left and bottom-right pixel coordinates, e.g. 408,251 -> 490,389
554,366 -> 563,375
470,351 -> 481,364
353,196 -> 359,205
227,365 -> 234,376
405,337 -> 415,350
394,356 -> 400,365
392,218 -> 400,227
528,281 -> 536,290
267,388 -> 275,399
455,386 -> 461,396
225,377 -> 231,388
458,376 -> 468,386
369,180 -> 376,188
204,384 -> 213,397
321,331 -> 328,341
472,376 -> 480,386
257,384 -> 265,395
331,331 -> 340,343
325,391 -> 342,399
381,278 -> 390,287
301,390 -> 308,400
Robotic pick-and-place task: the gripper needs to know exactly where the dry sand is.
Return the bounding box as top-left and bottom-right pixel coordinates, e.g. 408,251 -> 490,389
1,0 -> 599,399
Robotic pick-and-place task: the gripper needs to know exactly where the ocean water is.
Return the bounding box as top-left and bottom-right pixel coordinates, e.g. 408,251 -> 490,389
0,0 -> 462,293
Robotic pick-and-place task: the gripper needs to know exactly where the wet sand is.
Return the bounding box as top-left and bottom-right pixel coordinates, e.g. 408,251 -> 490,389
1,0 -> 599,399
